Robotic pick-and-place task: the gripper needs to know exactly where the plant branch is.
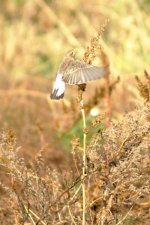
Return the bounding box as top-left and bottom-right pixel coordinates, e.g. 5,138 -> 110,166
78,86 -> 87,225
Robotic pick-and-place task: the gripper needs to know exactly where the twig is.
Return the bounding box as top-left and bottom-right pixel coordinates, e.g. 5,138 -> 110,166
24,205 -> 36,225
79,89 -> 87,225
116,206 -> 133,225
69,184 -> 82,203
67,205 -> 77,225
72,145 -> 80,176
27,207 -> 47,225
104,75 -> 111,127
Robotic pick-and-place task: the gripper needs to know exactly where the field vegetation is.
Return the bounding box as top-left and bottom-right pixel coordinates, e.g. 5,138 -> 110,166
0,0 -> 150,224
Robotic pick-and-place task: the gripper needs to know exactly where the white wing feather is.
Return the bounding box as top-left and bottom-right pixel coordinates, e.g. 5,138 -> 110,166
51,74 -> 65,99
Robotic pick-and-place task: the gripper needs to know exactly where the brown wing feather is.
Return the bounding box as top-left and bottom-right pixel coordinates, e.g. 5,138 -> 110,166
63,61 -> 109,85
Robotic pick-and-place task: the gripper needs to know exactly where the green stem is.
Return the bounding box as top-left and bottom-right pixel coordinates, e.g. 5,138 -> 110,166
80,98 -> 87,225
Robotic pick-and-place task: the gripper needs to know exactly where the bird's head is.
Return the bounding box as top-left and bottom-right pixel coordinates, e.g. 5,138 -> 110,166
65,49 -> 76,59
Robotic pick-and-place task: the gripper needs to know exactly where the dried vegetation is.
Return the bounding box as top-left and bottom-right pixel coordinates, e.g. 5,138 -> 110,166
0,0 -> 150,224
0,98 -> 150,224
0,70 -> 150,224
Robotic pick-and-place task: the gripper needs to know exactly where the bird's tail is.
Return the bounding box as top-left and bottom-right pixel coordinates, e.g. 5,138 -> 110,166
50,74 -> 65,100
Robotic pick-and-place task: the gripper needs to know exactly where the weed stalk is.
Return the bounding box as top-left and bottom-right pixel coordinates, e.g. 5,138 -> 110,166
78,85 -> 87,225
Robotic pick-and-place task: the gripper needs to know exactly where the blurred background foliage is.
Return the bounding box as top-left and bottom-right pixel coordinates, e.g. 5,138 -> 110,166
0,0 -> 149,79
0,0 -> 150,160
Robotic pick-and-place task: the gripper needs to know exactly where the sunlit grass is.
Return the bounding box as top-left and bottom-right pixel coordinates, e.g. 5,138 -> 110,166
0,0 -> 149,79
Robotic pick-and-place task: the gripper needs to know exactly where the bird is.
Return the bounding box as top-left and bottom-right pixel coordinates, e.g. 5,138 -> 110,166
50,50 -> 109,99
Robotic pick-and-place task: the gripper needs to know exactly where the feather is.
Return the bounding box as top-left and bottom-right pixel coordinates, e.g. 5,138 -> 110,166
50,74 -> 65,99
63,61 -> 109,85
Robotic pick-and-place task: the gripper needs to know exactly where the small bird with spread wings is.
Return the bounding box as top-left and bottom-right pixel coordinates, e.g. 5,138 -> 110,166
50,50 -> 109,99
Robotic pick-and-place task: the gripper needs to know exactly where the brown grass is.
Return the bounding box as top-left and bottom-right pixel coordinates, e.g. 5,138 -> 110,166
0,1 -> 150,224
0,72 -> 150,224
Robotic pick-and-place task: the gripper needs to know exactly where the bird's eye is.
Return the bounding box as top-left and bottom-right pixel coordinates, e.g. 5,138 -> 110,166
71,51 -> 76,57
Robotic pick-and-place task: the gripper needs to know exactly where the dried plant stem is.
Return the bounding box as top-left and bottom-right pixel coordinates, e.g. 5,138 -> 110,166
24,206 -> 47,225
70,184 -> 82,202
104,75 -> 111,175
80,97 -> 87,225
105,76 -> 111,128
11,178 -> 18,225
24,205 -> 36,225
116,206 -> 133,225
23,205 -> 46,225
72,148 -> 80,176
68,205 -> 77,225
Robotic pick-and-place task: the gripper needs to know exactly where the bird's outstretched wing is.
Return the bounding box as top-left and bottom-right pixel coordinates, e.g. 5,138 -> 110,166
63,61 -> 109,85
